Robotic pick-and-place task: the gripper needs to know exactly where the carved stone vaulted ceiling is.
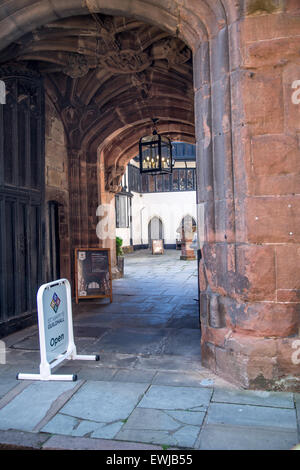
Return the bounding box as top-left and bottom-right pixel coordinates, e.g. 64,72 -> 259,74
0,13 -> 195,169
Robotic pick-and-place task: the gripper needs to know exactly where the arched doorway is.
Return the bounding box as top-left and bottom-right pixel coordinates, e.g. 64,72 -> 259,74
0,1 -> 299,390
180,215 -> 196,235
148,216 -> 164,249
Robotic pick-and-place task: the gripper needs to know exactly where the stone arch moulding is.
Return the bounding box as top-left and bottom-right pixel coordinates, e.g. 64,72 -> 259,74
1,1 -> 299,391
148,215 -> 164,226
0,1 -> 238,53
180,214 -> 197,227
0,0 -> 244,386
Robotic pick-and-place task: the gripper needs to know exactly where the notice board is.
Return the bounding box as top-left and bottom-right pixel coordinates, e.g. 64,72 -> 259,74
152,239 -> 164,255
75,248 -> 112,303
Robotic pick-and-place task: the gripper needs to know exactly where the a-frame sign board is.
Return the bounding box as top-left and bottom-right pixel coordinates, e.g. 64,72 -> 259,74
17,278 -> 99,381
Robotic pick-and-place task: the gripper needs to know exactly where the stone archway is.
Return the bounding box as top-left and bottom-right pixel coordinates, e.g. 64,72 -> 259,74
148,216 -> 164,248
0,1 -> 299,390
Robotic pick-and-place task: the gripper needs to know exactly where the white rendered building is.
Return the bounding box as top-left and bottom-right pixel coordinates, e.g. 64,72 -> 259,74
115,142 -> 197,251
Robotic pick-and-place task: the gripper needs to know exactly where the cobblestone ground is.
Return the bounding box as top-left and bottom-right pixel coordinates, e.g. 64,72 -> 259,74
0,250 -> 299,450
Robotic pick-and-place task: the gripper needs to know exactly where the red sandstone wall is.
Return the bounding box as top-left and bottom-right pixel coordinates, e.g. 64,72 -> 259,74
45,97 -> 71,282
199,3 -> 300,390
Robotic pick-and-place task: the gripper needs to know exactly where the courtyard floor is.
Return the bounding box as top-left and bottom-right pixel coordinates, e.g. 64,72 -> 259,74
0,250 -> 299,450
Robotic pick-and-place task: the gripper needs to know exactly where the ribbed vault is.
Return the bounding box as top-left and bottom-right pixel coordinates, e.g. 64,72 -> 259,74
0,13 -> 195,170
0,0 -> 238,53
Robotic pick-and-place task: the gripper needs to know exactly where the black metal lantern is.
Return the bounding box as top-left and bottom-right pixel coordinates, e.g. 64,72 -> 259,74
139,119 -> 173,174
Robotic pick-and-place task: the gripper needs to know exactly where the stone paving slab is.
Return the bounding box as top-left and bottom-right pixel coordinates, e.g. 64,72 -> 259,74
196,424 -> 299,450
207,403 -> 298,431
212,388 -> 295,408
75,314 -> 174,329
93,328 -> 168,355
42,412 -> 125,439
162,329 -> 201,356
0,378 -> 19,399
0,381 -> 29,411
117,406 -> 205,448
73,326 -> 109,338
135,354 -> 205,373
0,381 -> 80,432
166,315 -> 199,329
160,289 -> 196,297
116,426 -> 200,448
55,365 -> 118,382
42,434 -> 163,450
0,430 -> 50,449
9,333 -> 40,350
83,352 -> 138,369
138,385 -> 212,411
111,295 -> 176,304
121,407 -> 205,431
58,380 -> 148,423
152,371 -> 216,388
0,364 -> 48,379
4,349 -> 40,365
112,369 -> 156,383
0,365 -> 11,376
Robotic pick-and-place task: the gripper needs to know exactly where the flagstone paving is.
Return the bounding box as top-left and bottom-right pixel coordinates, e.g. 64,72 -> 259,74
0,250 -> 299,450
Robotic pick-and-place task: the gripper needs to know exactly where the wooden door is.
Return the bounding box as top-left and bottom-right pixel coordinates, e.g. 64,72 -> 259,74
0,69 -> 45,336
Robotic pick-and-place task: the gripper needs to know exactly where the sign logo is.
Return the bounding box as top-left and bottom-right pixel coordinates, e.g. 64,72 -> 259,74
50,292 -> 61,313
0,80 -> 5,104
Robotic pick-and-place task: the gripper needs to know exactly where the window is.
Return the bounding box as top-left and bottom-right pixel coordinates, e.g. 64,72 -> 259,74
172,169 -> 179,191
148,174 -> 155,192
156,174 -> 163,192
141,174 -> 148,192
163,174 -> 170,191
127,163 -> 196,193
115,195 -> 129,228
179,169 -> 186,190
187,169 -> 194,190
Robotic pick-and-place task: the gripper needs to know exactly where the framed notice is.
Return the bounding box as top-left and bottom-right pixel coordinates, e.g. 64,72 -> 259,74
152,239 -> 164,255
75,248 -> 112,303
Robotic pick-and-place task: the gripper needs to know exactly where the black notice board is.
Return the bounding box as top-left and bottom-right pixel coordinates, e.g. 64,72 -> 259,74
75,248 -> 112,303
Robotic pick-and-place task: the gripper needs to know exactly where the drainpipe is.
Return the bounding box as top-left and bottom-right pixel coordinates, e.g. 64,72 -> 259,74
140,206 -> 146,247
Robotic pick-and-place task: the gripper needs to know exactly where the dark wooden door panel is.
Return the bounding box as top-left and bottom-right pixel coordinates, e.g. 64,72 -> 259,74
0,69 -> 44,332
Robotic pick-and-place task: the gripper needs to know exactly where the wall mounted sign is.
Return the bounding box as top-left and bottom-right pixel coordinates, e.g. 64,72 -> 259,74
75,248 -> 112,303
17,279 -> 99,381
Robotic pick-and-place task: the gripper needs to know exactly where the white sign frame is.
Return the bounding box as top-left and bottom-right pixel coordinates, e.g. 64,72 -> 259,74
17,279 -> 99,381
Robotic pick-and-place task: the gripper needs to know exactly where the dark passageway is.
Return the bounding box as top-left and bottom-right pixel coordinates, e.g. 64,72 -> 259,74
4,250 -> 234,390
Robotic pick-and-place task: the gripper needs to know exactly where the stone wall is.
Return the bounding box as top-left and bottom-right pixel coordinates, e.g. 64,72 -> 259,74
199,2 -> 300,391
44,97 -> 71,282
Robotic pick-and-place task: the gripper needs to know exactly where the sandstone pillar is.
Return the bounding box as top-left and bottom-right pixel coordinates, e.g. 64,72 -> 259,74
195,6 -> 300,391
97,150 -> 117,269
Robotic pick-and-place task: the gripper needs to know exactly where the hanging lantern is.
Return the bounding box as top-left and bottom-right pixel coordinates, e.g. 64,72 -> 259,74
139,119 -> 173,174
